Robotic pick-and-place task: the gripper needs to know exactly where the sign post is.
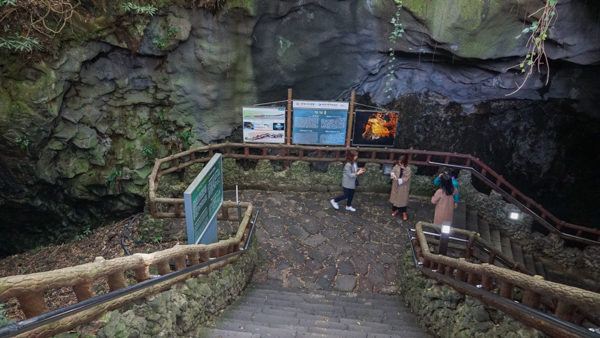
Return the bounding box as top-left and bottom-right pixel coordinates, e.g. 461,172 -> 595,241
183,153 -> 223,244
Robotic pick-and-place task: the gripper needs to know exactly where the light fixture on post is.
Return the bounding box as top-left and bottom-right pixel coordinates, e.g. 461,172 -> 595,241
439,222 -> 451,256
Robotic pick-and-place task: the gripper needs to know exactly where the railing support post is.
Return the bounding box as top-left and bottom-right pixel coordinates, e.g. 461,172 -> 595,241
17,291 -> 47,318
522,289 -> 540,308
499,281 -> 513,299
73,280 -> 94,302
555,301 -> 574,321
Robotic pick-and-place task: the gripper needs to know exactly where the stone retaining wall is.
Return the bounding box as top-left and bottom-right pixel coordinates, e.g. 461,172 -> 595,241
83,243 -> 258,337
397,251 -> 544,338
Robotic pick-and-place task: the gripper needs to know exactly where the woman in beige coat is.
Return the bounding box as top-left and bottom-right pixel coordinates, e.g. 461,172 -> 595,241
431,174 -> 458,225
389,155 -> 411,221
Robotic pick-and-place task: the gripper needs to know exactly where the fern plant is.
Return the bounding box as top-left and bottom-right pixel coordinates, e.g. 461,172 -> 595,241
0,35 -> 41,52
120,2 -> 158,15
0,0 -> 16,7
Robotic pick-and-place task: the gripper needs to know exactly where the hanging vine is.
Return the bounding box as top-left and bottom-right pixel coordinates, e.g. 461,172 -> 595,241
384,0 -> 404,99
508,0 -> 558,95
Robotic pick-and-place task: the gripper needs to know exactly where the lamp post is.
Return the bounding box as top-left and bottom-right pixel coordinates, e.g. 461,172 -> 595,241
439,222 -> 451,256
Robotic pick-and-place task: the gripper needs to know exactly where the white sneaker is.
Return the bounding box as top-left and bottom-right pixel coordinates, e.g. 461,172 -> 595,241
330,199 -> 339,210
346,206 -> 356,212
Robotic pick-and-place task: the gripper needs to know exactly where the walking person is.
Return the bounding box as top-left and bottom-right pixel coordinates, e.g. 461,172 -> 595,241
389,154 -> 411,221
330,150 -> 366,212
431,173 -> 458,225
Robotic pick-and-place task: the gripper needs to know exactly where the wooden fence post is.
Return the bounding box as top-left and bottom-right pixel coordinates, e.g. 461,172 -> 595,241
346,90 -> 356,147
286,88 -> 292,145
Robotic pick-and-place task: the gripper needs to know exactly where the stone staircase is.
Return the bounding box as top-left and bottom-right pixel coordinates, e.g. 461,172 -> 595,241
459,207 -> 547,278
202,283 -> 430,337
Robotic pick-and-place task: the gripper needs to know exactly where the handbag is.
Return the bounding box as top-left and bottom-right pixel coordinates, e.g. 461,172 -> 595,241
355,178 -> 360,187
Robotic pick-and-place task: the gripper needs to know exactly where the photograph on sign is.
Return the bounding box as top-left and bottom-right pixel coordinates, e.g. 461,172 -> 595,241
242,106 -> 286,143
292,100 -> 349,145
352,110 -> 399,147
184,153 -> 223,244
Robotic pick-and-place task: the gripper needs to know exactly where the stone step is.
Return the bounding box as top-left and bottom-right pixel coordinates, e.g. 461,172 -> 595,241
208,284 -> 430,337
524,253 -> 537,274
454,203 -> 467,230
246,287 -> 401,308
216,318 -> 425,338
227,302 -> 408,325
477,218 -> 491,242
201,328 -> 260,337
510,242 -> 527,272
466,210 -> 479,232
240,295 -> 401,313
534,260 -> 546,278
251,283 -> 401,302
490,229 -> 502,252
500,235 -> 514,262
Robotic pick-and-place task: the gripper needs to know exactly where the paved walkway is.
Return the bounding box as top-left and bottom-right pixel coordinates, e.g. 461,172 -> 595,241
224,190 -> 436,294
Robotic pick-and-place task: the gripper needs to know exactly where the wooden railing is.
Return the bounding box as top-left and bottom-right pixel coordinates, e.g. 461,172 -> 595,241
0,201 -> 253,337
148,143 -> 600,245
410,222 -> 600,338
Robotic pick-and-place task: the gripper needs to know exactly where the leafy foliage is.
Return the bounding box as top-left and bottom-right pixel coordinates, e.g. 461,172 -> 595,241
508,0 -> 558,95
0,302 -> 11,327
0,35 -> 41,52
120,2 -> 158,15
142,144 -> 157,159
178,129 -> 193,150
106,167 -> 124,192
384,0 -> 404,99
15,134 -> 31,150
0,0 -> 16,7
153,25 -> 180,49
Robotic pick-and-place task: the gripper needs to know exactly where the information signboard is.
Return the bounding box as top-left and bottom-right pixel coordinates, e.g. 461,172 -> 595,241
184,153 -> 223,244
243,106 -> 286,143
351,110 -> 399,147
292,100 -> 349,145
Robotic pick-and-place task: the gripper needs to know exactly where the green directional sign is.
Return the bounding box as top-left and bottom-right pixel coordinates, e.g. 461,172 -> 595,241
184,153 -> 223,244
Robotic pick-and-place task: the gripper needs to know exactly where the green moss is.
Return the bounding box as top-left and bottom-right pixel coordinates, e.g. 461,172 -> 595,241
402,0 -> 521,59
224,0 -> 255,15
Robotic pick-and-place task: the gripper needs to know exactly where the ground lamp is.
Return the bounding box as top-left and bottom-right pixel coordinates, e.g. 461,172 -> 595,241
439,223 -> 451,256
509,211 -> 521,220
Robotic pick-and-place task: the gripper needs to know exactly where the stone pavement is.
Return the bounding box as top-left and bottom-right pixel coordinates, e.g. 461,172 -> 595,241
223,190 -> 436,294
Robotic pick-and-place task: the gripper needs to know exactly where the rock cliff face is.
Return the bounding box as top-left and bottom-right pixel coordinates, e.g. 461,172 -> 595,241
1,0 -> 599,255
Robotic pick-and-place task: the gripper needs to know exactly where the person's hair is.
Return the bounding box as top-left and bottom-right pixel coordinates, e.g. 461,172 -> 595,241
440,174 -> 454,196
345,150 -> 358,163
450,169 -> 460,178
396,154 -> 408,166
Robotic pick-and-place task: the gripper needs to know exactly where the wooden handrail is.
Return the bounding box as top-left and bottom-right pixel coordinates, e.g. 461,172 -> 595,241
412,222 -> 600,332
148,143 -> 599,245
0,201 -> 253,321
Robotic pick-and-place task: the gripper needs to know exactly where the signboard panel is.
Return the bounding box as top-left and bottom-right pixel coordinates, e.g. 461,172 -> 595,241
351,110 -> 399,147
292,100 -> 349,145
184,153 -> 223,244
243,106 -> 286,143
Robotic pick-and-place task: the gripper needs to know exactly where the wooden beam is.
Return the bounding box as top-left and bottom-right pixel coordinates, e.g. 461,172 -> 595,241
346,90 -> 356,147
286,88 -> 293,145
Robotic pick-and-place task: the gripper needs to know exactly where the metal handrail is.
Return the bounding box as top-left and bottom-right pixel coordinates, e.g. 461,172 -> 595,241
0,210 -> 260,338
149,143 -> 598,246
407,225 -> 600,338
428,161 -> 599,246
410,228 -> 524,273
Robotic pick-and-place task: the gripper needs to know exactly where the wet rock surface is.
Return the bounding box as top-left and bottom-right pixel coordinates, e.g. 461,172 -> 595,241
225,189 -> 435,294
